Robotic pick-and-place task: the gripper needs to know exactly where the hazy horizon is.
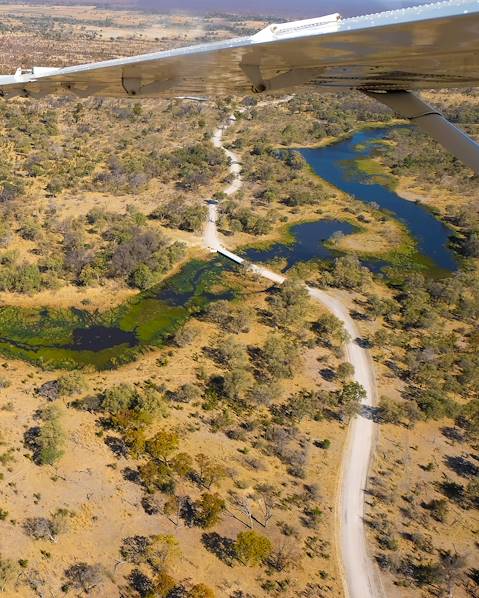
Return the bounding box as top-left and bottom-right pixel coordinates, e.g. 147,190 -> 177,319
135,0 -> 426,17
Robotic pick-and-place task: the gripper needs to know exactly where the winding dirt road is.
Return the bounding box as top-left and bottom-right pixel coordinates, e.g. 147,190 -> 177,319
205,112 -> 383,598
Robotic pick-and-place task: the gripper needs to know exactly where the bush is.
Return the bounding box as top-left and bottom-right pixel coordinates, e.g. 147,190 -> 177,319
36,405 -> 65,466
103,384 -> 137,414
57,372 -> 87,397
63,563 -> 103,593
170,383 -> 202,404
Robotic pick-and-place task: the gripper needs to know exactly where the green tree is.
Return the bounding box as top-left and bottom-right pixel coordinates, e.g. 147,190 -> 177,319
337,362 -> 354,381
57,372 -> 87,397
336,382 -> 366,422
147,534 -> 181,572
235,530 -> 272,566
269,279 -> 310,329
261,334 -> 300,379
195,493 -> 225,528
146,429 -> 179,464
195,454 -> 226,490
314,313 -> 350,347
37,405 -> 65,465
130,264 -> 154,289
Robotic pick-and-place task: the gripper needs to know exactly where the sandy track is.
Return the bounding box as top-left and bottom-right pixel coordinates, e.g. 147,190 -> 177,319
205,110 -> 383,598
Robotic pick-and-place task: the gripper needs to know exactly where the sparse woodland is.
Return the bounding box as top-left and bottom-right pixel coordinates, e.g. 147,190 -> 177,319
0,6 -> 478,597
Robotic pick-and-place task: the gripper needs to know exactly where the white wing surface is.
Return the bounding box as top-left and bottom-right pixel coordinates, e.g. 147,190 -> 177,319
0,1 -> 478,99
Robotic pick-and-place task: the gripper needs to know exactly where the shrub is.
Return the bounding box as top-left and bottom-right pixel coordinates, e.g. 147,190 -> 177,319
57,372 -> 87,397
170,383 -> 202,404
188,583 -> 215,598
103,384 -> 137,414
63,563 -> 103,593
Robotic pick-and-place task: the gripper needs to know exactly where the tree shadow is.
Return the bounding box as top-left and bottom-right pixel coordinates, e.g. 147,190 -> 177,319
444,455 -> 479,479
320,368 -> 335,381
355,336 -> 372,349
122,467 -> 142,485
441,426 -> 464,443
23,426 -> 41,464
201,532 -> 237,566
105,435 -> 128,458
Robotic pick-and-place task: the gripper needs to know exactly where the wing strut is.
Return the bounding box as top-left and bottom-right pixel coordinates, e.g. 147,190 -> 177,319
364,91 -> 479,175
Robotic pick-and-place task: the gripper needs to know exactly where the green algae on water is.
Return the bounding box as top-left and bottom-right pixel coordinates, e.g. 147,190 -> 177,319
0,257 -> 236,371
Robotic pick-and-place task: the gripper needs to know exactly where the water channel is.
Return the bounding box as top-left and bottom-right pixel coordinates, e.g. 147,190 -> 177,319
0,127 -> 459,369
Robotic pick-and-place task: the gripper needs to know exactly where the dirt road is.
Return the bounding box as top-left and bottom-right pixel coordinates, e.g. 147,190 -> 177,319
206,113 -> 383,598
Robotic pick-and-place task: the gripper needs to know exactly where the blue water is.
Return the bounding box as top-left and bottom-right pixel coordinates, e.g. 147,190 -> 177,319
299,128 -> 458,272
243,219 -> 355,266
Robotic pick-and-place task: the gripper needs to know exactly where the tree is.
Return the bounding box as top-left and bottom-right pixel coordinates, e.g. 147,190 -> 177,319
327,255 -> 371,290
195,454 -> 226,489
147,534 -> 181,573
57,372 -> 87,397
249,381 -> 282,406
223,368 -> 254,401
64,563 -> 103,593
261,334 -> 300,379
337,362 -> 354,381
230,492 -> 254,528
235,530 -> 272,566
153,571 -> 177,597
139,460 -> 176,495
216,336 -> 249,369
424,498 -> 449,522
255,484 -> 278,527
131,263 -> 154,290
170,383 -> 202,404
336,382 -> 366,422
24,517 -> 59,541
205,301 -> 253,333
195,493 -> 226,528
174,323 -> 200,347
146,429 -> 180,465
170,452 -> 193,478
37,406 -> 65,465
377,397 -> 404,424
269,539 -> 301,572
163,496 -> 185,527
314,313 -> 350,347
439,550 -> 467,597
269,279 -> 310,329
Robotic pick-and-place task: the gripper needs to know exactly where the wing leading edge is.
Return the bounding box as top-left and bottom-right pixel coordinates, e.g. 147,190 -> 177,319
1,1 -> 479,98
0,1 -> 478,172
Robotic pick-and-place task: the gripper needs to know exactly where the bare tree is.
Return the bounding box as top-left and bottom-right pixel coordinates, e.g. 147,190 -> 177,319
254,484 -> 278,528
229,492 -> 254,528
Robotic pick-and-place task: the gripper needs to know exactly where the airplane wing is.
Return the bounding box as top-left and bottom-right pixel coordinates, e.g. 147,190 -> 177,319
0,0 -> 478,171
1,0 -> 479,98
